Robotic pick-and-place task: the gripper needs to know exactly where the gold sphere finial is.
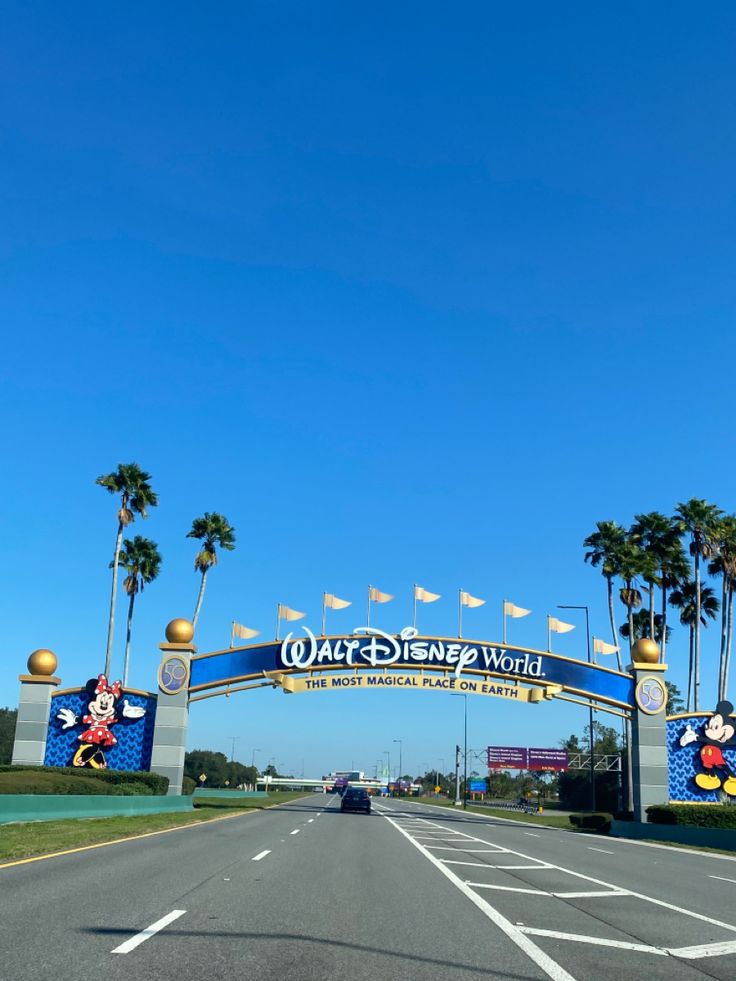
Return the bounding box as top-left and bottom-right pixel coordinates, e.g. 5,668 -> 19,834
165,618 -> 194,644
632,638 -> 660,664
27,648 -> 58,676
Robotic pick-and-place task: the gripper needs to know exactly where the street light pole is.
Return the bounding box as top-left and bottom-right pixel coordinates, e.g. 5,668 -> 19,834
251,748 -> 261,768
393,739 -> 403,787
452,693 -> 468,808
558,604 -> 596,811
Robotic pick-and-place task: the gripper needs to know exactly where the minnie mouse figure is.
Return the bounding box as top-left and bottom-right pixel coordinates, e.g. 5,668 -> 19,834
57,674 -> 146,769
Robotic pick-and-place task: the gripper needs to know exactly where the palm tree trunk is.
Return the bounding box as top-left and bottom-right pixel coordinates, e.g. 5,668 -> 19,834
719,573 -> 728,701
694,550 -> 701,711
606,576 -> 622,671
661,584 -> 668,661
626,584 -> 634,657
192,569 -> 208,631
724,588 -> 734,701
104,521 -> 124,677
687,626 -> 694,711
649,583 -> 655,640
123,591 -> 136,688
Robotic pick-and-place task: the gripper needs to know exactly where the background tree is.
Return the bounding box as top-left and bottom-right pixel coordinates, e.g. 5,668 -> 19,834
665,681 -> 686,714
583,520 -> 627,670
669,580 -> 719,710
0,707 -> 18,764
674,499 -> 723,710
184,749 -> 229,787
117,536 -> 162,687
187,512 -> 236,631
96,463 -> 158,676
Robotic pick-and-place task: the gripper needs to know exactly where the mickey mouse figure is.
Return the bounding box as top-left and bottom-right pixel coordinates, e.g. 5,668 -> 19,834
679,700 -> 736,796
57,674 -> 146,769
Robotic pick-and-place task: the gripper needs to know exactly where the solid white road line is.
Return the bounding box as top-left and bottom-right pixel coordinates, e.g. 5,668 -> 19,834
112,909 -> 186,954
588,848 -> 614,854
553,890 -> 627,899
383,816 -> 575,981
708,874 -> 736,884
290,829 -> 300,835
252,850 -> 270,861
441,860 -> 507,868
466,882 -> 548,895
668,939 -> 736,959
520,927 -> 664,955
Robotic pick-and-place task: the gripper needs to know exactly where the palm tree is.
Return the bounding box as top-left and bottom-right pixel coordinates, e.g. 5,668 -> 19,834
583,521 -> 627,670
617,539 -> 645,657
96,463 -> 158,676
117,536 -> 162,687
619,609 -> 670,645
629,511 -> 688,661
673,499 -> 723,710
187,512 -> 236,631
707,515 -> 736,700
669,581 -> 719,711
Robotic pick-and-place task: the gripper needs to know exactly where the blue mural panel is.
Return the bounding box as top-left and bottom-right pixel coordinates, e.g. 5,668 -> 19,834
667,709 -> 736,803
190,629 -> 634,707
45,687 -> 157,771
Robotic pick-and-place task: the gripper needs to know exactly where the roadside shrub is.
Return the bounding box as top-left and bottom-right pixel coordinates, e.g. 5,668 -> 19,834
569,812 -> 613,834
0,765 -> 168,796
182,775 -> 196,795
646,804 -> 736,829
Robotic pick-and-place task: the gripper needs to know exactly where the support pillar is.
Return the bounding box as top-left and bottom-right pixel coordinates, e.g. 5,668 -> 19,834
150,619 -> 195,796
628,639 -> 669,822
11,649 -> 60,766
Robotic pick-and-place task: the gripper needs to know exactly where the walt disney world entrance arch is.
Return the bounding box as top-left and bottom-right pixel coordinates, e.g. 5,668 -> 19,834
146,617 -> 671,820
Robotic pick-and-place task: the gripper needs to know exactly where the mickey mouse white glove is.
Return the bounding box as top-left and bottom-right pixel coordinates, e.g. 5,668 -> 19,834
57,708 -> 78,729
122,700 -> 145,719
680,724 -> 697,746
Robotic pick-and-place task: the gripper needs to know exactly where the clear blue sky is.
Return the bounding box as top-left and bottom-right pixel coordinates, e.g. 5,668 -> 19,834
2,3 -> 735,778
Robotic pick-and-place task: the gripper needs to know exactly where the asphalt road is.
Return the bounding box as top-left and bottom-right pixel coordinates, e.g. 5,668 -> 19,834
2,796 -> 736,980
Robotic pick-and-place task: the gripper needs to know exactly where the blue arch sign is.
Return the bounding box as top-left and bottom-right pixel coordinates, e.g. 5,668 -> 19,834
189,626 -> 634,709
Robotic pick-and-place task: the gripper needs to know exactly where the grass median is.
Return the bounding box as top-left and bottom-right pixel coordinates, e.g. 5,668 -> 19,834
0,792 -> 309,865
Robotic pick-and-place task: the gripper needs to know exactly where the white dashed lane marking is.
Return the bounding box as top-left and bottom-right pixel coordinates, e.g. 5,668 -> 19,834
252,850 -> 270,861
290,829 -> 300,835
112,909 -> 186,954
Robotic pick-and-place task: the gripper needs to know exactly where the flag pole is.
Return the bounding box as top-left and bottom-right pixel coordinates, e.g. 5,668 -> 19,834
592,636 -> 597,665
503,599 -> 507,645
413,585 -> 417,631
276,604 -> 281,642
458,589 -> 463,639
230,620 -> 235,649
322,593 -> 327,636
367,586 -> 372,628
547,616 -> 552,653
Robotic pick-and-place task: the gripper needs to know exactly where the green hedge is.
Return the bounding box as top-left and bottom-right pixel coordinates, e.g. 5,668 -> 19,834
647,804 -> 736,829
0,765 -> 168,796
569,812 -> 613,834
182,775 -> 196,795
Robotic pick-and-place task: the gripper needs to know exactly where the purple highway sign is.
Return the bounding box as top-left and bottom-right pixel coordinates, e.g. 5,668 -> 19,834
527,747 -> 569,772
486,746 -> 529,769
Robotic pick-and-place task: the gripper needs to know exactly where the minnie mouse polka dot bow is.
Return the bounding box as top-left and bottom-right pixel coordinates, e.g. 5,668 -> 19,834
95,674 -> 121,697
